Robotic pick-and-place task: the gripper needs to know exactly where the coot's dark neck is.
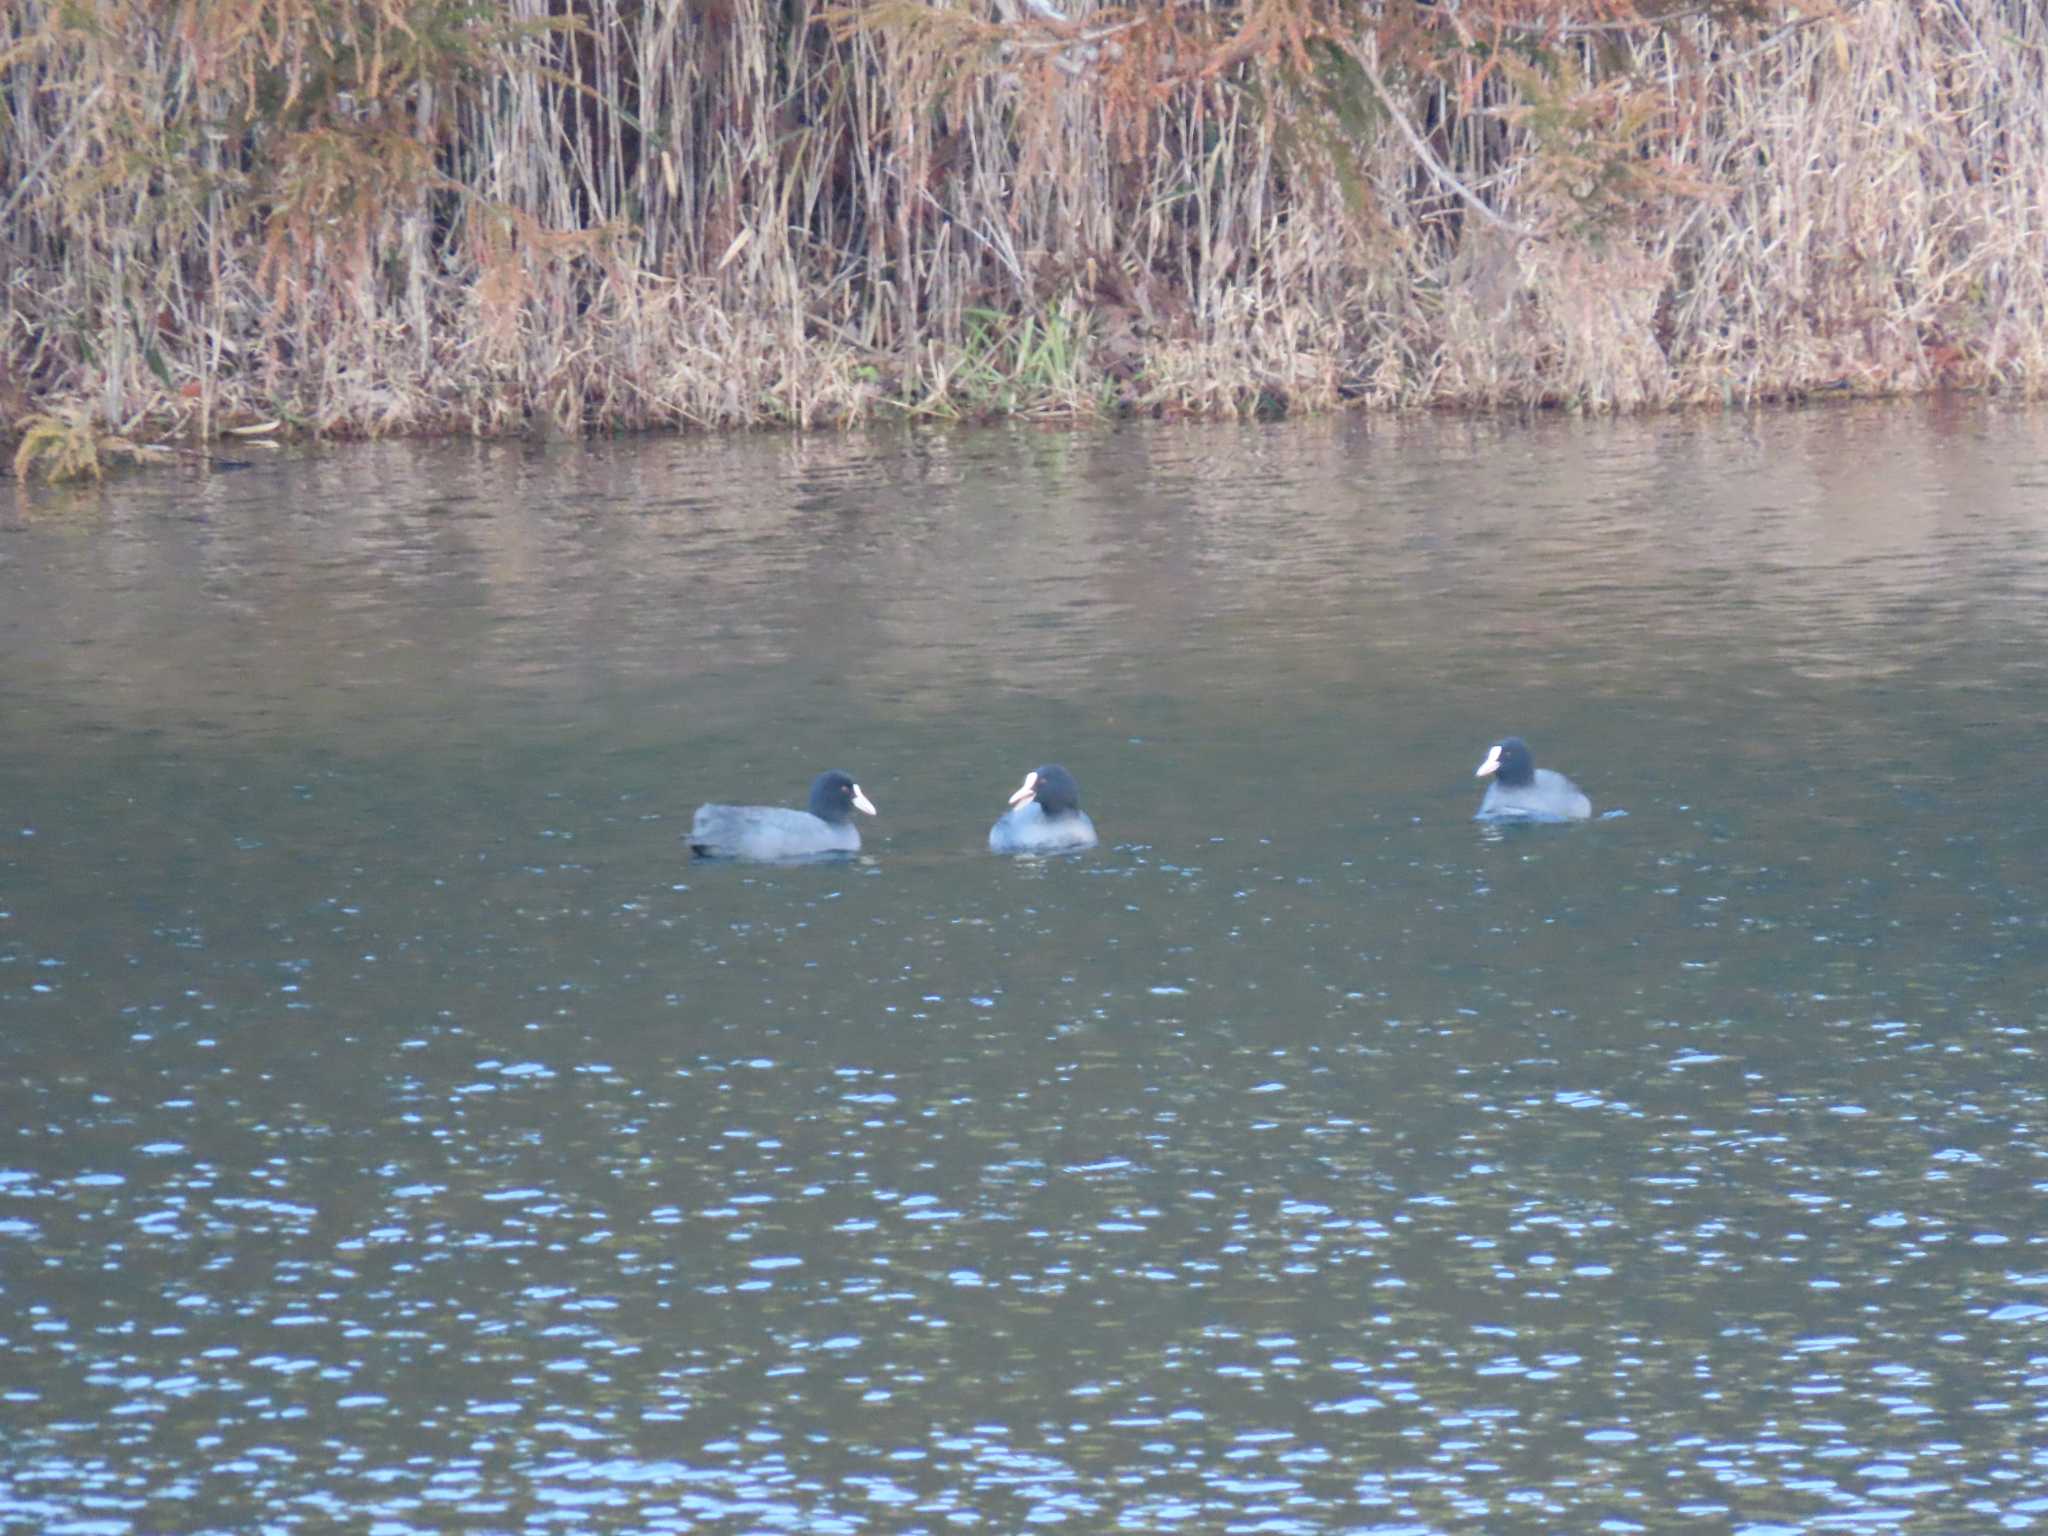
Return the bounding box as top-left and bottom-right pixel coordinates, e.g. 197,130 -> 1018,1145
1032,771 -> 1081,818
809,776 -> 855,823
1494,741 -> 1536,787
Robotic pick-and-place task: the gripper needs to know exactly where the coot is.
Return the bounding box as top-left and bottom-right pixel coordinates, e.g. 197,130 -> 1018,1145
690,770 -> 877,860
1474,737 -> 1591,822
988,764 -> 1098,855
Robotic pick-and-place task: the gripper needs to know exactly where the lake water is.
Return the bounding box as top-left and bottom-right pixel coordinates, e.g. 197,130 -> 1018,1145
4,403 -> 2048,1534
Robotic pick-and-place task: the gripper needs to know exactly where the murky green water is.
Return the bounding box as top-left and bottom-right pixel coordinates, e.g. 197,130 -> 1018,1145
5,403 -> 2048,1534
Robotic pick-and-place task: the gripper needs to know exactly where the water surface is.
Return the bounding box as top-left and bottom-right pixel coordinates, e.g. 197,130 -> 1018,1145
5,403 -> 2048,1533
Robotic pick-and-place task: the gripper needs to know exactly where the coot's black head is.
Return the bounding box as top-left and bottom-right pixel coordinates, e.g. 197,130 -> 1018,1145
1007,763 -> 1083,817
1475,737 -> 1536,787
809,769 -> 879,823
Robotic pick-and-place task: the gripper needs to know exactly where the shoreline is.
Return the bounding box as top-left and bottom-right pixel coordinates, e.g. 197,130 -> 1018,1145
4,374 -> 2001,485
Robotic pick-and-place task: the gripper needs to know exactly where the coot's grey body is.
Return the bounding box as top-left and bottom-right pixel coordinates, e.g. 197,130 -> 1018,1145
989,764 -> 1097,855
1474,737 -> 1591,823
691,770 -> 877,861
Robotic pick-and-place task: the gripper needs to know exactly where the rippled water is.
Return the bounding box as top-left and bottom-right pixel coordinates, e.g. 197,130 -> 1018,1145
5,403 -> 2048,1533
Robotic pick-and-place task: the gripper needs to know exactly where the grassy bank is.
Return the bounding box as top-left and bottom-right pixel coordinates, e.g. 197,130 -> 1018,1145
4,0 -> 2045,477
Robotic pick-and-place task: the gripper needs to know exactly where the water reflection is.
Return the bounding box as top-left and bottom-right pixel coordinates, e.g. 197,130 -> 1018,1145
5,402 -> 2048,1533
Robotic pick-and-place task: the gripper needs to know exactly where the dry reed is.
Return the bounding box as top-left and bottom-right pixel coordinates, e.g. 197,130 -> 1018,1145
3,0 -> 2044,476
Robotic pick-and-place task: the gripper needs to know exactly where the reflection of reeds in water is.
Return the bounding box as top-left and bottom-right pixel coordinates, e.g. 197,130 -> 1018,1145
4,0 -> 2046,474
13,407 -> 2043,751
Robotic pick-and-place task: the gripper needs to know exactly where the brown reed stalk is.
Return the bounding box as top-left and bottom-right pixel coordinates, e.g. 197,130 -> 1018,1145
3,0 -> 2044,476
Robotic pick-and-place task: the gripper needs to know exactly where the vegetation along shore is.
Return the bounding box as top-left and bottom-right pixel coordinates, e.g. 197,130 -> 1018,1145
4,0 -> 2044,478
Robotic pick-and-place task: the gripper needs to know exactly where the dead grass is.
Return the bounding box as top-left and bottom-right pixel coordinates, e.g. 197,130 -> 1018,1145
3,0 -> 2044,477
